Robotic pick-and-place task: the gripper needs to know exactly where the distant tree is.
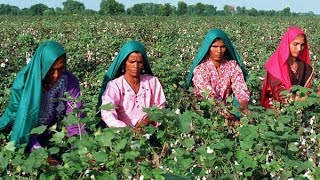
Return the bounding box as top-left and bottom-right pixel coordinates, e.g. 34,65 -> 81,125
84,9 -> 97,15
127,4 -> 144,16
158,3 -> 172,16
21,8 -> 31,15
177,1 -> 187,15
203,5 -> 216,16
307,11 -> 315,16
236,6 -> 246,15
0,4 -> 20,15
281,7 -> 291,16
223,5 -> 235,15
62,0 -> 85,14
247,8 -> 258,16
43,8 -> 56,16
55,7 -> 63,15
100,0 -> 125,15
194,2 -> 205,15
29,3 -> 49,16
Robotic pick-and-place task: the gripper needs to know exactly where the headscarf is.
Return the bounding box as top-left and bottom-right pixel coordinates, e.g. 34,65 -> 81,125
265,26 -> 310,90
0,41 -> 65,145
185,28 -> 248,107
97,41 -> 153,113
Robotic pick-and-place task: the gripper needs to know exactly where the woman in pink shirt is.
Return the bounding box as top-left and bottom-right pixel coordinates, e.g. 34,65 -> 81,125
97,41 -> 166,129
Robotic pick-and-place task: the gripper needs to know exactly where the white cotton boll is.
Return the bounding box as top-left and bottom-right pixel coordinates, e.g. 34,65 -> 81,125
303,169 -> 312,179
143,133 -> 151,139
310,116 -> 315,125
26,57 -> 31,64
5,58 -> 8,62
206,147 -> 213,154
139,175 -> 144,180
0,63 -> 5,68
252,99 -> 256,104
90,175 -> 95,180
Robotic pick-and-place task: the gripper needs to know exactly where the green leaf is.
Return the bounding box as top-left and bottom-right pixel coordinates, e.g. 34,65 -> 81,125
100,103 -> 117,111
182,138 -> 195,149
177,111 -> 192,133
114,139 -> 127,151
30,125 -> 47,135
240,140 -> 253,150
95,129 -> 115,147
124,151 -> 139,161
164,173 -> 189,180
4,141 -> 16,151
93,151 -> 108,163
288,143 -> 299,152
49,131 -> 65,143
48,147 -> 59,155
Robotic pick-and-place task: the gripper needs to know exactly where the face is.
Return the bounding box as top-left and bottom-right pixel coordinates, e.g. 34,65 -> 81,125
289,34 -> 305,58
43,56 -> 66,85
124,52 -> 144,78
209,39 -> 227,62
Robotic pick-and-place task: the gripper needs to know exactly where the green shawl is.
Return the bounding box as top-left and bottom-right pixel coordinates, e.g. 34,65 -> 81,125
97,41 -> 153,112
185,28 -> 248,108
0,41 -> 65,145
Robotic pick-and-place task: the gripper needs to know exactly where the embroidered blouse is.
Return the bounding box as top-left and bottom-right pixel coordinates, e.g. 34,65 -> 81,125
192,58 -> 250,103
101,74 -> 166,127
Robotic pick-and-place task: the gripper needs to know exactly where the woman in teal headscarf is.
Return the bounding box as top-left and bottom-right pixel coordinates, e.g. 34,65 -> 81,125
97,41 -> 166,129
186,29 -> 250,124
0,41 -> 85,150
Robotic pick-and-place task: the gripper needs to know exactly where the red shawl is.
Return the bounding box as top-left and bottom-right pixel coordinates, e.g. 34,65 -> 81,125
260,26 -> 311,108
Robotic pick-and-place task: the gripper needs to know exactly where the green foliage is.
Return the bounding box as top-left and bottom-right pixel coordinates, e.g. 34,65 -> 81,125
99,0 -> 125,15
0,15 -> 320,179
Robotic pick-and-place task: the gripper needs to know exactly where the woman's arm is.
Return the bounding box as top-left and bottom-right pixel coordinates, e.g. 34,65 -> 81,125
101,82 -> 127,127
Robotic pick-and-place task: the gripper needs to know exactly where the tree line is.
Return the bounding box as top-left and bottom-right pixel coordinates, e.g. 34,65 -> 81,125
0,0 -> 316,16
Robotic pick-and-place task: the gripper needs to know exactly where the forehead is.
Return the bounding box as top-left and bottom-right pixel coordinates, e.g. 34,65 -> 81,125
127,52 -> 143,59
291,34 -> 305,42
211,39 -> 225,45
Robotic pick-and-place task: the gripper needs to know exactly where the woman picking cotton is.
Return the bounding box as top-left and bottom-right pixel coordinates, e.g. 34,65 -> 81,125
0,41 -> 85,152
186,28 -> 250,126
97,41 -> 166,130
260,26 -> 314,108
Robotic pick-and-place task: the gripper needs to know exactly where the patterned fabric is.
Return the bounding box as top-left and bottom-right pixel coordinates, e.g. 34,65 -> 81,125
39,73 -> 68,126
28,70 -> 85,151
192,58 -> 250,103
101,74 -> 166,127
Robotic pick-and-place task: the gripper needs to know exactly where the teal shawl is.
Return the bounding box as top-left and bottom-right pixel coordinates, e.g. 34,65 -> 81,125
97,41 -> 153,112
0,41 -> 65,146
185,28 -> 248,108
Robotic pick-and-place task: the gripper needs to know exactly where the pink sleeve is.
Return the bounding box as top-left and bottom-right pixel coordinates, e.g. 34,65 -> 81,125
230,61 -> 250,102
151,77 -> 166,108
101,82 -> 127,127
192,65 -> 212,98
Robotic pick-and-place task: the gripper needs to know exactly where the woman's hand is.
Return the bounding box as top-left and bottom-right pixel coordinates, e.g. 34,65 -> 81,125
135,116 -> 152,128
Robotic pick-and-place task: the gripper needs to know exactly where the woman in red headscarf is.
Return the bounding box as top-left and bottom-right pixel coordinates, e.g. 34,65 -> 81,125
260,26 -> 314,108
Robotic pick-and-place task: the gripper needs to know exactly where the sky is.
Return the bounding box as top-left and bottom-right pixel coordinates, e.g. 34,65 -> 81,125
0,0 -> 317,14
